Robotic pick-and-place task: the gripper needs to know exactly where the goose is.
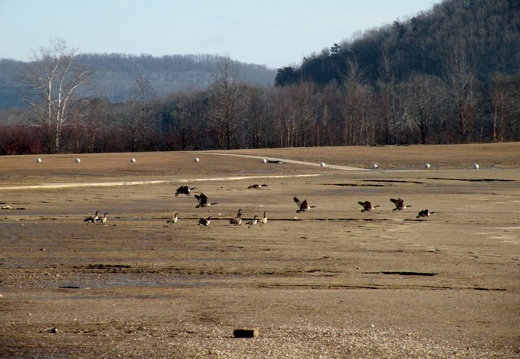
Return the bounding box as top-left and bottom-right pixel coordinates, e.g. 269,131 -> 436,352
248,184 -> 268,189
246,215 -> 258,228
229,209 -> 243,225
84,210 -> 100,223
416,209 -> 435,218
390,198 -> 412,211
167,212 -> 179,224
96,212 -> 108,224
175,185 -> 196,196
260,211 -> 267,225
198,216 -> 211,226
294,196 -> 316,213
195,193 -> 218,208
359,201 -> 379,212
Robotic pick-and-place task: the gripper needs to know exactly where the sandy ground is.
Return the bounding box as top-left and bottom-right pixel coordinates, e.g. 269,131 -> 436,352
0,143 -> 519,358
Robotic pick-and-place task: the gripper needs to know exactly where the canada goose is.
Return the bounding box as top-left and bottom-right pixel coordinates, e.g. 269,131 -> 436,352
96,212 -> 108,224
167,212 -> 179,224
359,201 -> 380,212
294,196 -> 316,213
195,193 -> 218,208
246,215 -> 258,228
248,184 -> 268,189
198,216 -> 211,226
175,185 -> 196,196
260,211 -> 267,225
84,210 -> 100,223
416,209 -> 435,218
230,209 -> 243,225
390,198 -> 412,211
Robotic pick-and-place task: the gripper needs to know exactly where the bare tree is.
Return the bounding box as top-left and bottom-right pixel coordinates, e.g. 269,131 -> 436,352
490,73 -> 520,142
271,86 -> 293,147
123,74 -> 159,151
401,73 -> 447,144
442,42 -> 478,143
242,85 -> 270,149
342,57 -> 375,145
207,57 -> 246,149
166,91 -> 208,150
18,38 -> 91,153
69,97 -> 112,153
292,81 -> 318,147
377,45 -> 397,145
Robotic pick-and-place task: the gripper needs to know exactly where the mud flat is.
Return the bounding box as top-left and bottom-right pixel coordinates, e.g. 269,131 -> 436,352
1,143 -> 519,358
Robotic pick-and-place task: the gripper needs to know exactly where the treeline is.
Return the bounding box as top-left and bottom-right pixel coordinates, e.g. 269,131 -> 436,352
2,67 -> 519,155
0,0 -> 519,155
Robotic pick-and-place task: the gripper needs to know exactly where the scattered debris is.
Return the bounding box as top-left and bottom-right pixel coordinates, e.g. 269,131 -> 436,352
233,328 -> 259,338
1,205 -> 26,210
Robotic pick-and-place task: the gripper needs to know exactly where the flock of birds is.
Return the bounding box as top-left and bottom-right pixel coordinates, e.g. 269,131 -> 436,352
227,208 -> 268,228
173,185 -> 269,228
359,198 -> 435,218
83,183 -> 435,227
154,184 -> 435,228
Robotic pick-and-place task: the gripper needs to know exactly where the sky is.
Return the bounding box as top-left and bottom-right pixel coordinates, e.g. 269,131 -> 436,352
1,0 -> 439,69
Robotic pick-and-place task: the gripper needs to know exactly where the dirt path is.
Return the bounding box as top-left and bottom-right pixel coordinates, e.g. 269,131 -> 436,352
205,151 -> 369,171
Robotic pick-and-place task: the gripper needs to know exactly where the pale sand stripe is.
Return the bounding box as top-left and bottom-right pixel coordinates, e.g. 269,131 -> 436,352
0,174 -> 320,190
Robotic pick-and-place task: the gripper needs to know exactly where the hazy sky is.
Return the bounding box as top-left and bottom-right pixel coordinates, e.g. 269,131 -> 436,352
1,0 -> 439,68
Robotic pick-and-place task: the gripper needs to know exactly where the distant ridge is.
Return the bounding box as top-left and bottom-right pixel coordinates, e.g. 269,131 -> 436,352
0,53 -> 276,109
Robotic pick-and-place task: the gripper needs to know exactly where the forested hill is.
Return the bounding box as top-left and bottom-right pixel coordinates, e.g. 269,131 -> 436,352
276,0 -> 520,86
0,54 -> 276,109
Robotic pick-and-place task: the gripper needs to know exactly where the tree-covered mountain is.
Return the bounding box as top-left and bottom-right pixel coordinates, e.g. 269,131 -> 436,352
276,0 -> 520,86
0,53 -> 276,109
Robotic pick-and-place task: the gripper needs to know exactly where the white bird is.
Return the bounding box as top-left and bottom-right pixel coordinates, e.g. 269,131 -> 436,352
424,163 -> 431,169
84,210 -> 100,223
167,212 -> 178,225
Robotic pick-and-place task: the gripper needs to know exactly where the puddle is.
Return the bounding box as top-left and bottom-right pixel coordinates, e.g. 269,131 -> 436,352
427,177 -> 515,182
